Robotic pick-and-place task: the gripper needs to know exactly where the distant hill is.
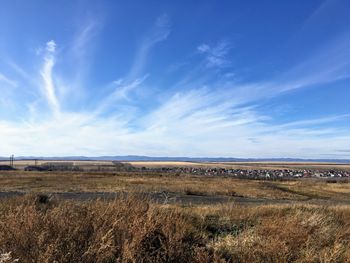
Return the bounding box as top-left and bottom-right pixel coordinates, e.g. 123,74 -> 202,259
0,155 -> 349,163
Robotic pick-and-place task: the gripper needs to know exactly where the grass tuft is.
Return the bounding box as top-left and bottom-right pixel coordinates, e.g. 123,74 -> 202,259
0,195 -> 350,262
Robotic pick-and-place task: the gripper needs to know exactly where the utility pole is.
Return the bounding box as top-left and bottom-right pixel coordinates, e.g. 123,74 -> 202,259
10,155 -> 14,167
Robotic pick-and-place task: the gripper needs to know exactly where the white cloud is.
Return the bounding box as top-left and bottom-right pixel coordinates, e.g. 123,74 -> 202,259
71,19 -> 100,57
40,40 -> 60,115
8,61 -> 35,85
0,73 -> 17,88
46,40 -> 56,53
197,44 -> 210,53
0,83 -> 349,158
1,24 -> 350,158
276,32 -> 350,92
197,40 -> 231,68
148,13 -> 171,46
95,75 -> 148,115
128,14 -> 171,79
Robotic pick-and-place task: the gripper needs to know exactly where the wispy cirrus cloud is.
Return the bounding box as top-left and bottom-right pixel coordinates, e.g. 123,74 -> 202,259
0,73 -> 17,88
128,13 -> 171,79
7,61 -> 36,86
277,32 -> 350,92
132,87 -> 350,158
1,10 -> 350,159
95,75 -> 148,115
205,31 -> 350,108
1,83 -> 349,158
197,40 -> 232,68
71,19 -> 100,57
97,14 -> 171,115
40,40 -> 60,115
50,17 -> 103,108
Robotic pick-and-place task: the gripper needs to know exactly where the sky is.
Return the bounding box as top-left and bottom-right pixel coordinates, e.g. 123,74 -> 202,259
0,0 -> 349,158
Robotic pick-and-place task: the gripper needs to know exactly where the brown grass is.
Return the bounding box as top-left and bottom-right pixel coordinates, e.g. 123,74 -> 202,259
0,195 -> 199,263
0,195 -> 350,262
3,160 -> 350,171
129,161 -> 350,170
187,203 -> 350,262
1,171 -> 350,202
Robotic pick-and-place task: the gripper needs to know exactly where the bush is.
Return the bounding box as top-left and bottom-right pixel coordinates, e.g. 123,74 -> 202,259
0,196 -> 350,262
0,195 -> 203,263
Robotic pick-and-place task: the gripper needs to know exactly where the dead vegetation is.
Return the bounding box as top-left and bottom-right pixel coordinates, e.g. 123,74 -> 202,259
0,195 -> 350,262
0,195 -> 198,263
1,171 -> 350,202
1,169 -> 350,261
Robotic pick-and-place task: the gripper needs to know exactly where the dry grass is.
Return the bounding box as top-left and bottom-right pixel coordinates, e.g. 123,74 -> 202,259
3,160 -> 350,171
0,195 -> 350,262
129,161 -> 350,170
1,165 -> 350,262
1,171 -> 350,202
183,203 -> 350,262
0,195 -> 199,263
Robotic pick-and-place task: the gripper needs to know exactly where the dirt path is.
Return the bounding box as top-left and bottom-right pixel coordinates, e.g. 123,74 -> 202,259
0,191 -> 349,206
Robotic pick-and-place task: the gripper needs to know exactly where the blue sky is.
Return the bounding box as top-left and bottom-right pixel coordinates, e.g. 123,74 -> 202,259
0,0 -> 349,158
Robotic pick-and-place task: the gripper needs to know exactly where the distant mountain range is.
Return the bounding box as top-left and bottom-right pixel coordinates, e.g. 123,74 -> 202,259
0,155 -> 349,163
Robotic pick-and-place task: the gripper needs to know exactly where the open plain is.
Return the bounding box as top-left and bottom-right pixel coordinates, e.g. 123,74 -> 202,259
0,160 -> 350,204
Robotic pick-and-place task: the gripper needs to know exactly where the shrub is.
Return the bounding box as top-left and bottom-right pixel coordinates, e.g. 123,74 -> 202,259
0,196 -> 350,262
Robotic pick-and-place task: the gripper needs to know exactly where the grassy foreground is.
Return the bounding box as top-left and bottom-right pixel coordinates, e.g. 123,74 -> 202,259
0,195 -> 350,262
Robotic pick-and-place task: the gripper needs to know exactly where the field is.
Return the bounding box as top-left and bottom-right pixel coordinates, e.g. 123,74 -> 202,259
129,161 -> 350,170
3,159 -> 350,171
1,161 -> 350,262
1,195 -> 350,262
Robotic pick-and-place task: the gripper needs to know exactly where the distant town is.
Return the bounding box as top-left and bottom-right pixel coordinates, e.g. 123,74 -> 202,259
1,159 -> 349,179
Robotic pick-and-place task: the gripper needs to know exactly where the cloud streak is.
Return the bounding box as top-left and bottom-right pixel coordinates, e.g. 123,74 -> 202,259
1,12 -> 350,158
128,13 -> 171,79
40,40 -> 60,115
95,75 -> 148,115
0,73 -> 17,88
197,40 -> 231,68
1,85 -> 349,158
